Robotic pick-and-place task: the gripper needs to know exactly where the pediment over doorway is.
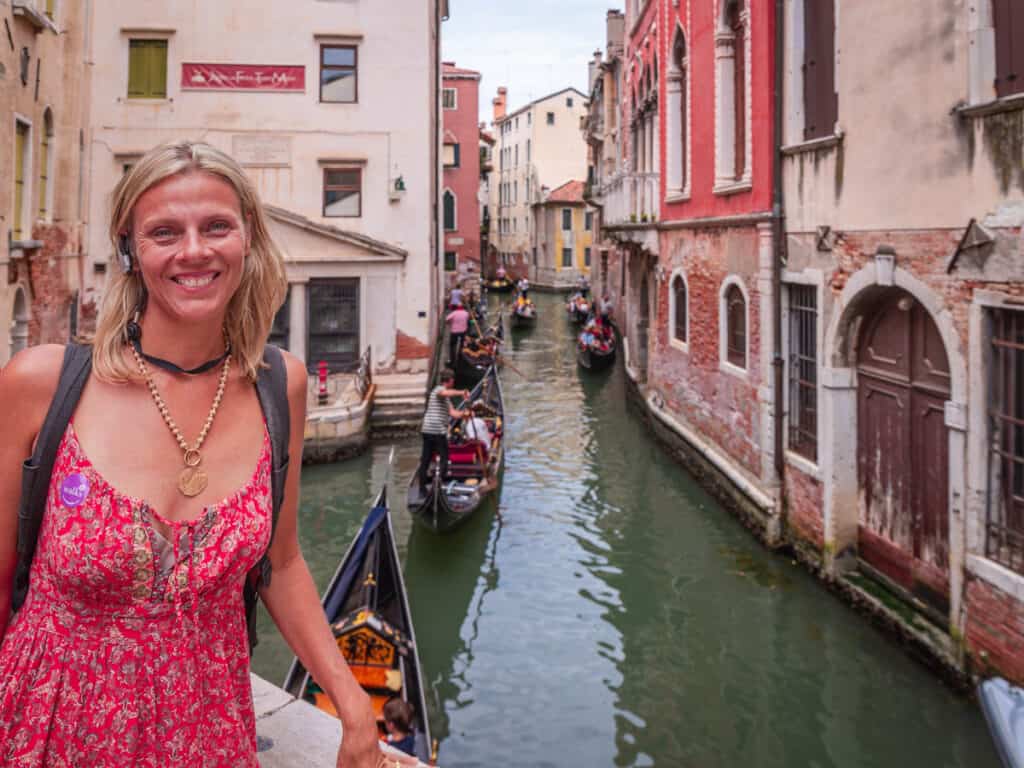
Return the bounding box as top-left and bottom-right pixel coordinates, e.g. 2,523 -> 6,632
264,204 -> 407,265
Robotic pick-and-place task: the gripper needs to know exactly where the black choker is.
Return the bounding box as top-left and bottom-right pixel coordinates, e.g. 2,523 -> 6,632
130,338 -> 230,376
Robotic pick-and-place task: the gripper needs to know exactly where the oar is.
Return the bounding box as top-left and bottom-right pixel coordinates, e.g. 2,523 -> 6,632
494,354 -> 526,379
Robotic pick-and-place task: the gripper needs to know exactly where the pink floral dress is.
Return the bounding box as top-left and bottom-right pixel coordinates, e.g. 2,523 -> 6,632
0,423 -> 272,767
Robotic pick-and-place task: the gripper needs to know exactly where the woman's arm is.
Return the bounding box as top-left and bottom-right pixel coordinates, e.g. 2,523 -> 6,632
0,345 -> 66,643
258,352 -> 399,768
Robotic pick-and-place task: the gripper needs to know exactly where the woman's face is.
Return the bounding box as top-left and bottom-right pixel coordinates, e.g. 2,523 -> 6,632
129,170 -> 249,328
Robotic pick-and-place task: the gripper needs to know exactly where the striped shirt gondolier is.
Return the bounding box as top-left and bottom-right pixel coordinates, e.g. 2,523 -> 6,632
422,386 -> 450,435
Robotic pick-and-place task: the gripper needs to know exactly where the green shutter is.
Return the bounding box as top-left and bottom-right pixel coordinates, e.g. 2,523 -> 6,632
13,123 -> 27,240
38,132 -> 48,217
128,40 -> 167,99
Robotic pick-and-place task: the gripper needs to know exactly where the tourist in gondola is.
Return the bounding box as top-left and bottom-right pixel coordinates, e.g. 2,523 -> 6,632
446,300 -> 470,366
449,282 -> 464,310
577,273 -> 590,298
0,140 -> 407,768
416,368 -> 469,488
517,275 -> 530,299
382,698 -> 417,757
599,293 -> 614,322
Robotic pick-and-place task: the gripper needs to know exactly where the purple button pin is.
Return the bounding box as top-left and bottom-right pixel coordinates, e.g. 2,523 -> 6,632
60,473 -> 90,508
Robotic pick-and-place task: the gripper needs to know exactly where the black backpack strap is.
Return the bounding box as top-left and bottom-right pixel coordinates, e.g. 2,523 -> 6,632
244,344 -> 291,652
12,343 -> 93,612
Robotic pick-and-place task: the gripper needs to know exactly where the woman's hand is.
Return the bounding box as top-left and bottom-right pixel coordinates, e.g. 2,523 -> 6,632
334,695 -> 380,767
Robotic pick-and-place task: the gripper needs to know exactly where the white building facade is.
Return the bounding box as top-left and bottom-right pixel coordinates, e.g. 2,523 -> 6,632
84,0 -> 446,374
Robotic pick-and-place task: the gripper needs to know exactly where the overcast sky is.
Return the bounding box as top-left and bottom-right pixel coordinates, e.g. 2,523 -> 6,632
443,1 -> 616,125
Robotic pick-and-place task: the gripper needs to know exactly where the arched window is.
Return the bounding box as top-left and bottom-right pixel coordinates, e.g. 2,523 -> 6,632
443,189 -> 456,231
39,108 -> 54,220
725,283 -> 747,369
716,0 -> 750,186
672,274 -> 687,344
667,29 -> 688,195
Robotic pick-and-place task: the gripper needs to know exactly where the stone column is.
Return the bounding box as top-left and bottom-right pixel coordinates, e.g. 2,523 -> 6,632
665,74 -> 683,194
821,366 -> 859,574
288,281 -> 307,364
714,32 -> 736,185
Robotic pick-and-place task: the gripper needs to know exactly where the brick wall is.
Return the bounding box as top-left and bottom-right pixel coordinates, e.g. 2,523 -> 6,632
785,467 -> 824,550
396,330 -> 431,360
26,222 -> 77,346
965,574 -> 1024,685
648,226 -> 763,478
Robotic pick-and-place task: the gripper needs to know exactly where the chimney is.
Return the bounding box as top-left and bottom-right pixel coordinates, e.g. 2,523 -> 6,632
607,10 -> 625,55
492,86 -> 507,122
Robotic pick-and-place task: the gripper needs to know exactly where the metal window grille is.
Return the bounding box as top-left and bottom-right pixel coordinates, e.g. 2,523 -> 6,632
987,308 -> 1024,574
788,285 -> 818,460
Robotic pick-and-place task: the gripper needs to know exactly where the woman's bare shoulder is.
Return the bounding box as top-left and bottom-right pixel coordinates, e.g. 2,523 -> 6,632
0,344 -> 67,438
280,350 -> 308,404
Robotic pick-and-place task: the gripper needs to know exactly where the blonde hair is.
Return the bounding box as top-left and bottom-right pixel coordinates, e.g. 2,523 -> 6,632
91,141 -> 287,382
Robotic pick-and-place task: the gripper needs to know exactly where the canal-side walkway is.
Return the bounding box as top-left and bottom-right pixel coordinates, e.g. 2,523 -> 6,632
253,675 -> 428,767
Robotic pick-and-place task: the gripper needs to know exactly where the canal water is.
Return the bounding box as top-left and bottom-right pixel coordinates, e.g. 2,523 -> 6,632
252,292 -> 1000,767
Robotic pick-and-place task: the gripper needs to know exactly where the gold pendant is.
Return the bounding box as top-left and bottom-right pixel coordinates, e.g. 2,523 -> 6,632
178,466 -> 208,498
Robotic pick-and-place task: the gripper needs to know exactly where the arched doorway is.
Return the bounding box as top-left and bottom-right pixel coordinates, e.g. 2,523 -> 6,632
10,286 -> 29,357
856,289 -> 951,611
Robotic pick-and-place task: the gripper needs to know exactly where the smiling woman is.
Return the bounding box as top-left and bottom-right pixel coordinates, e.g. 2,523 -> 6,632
0,141 -> 413,768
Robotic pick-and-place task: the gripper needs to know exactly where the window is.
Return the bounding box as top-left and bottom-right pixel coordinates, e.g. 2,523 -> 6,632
444,251 -> 457,271
672,274 -> 687,344
443,143 -> 460,167
528,112 -> 532,124
13,121 -> 29,240
320,45 -> 357,103
562,208 -> 572,230
986,308 -> 1024,574
443,189 -> 456,231
323,168 -> 361,217
526,139 -> 531,163
787,285 -> 817,460
584,247 -> 592,267
38,109 -> 53,220
269,289 -> 291,350
514,145 -> 518,166
994,0 -> 1024,97
715,0 -> 748,183
562,247 -> 573,267
803,0 -> 837,139
513,181 -> 517,202
127,39 -> 168,99
724,282 -> 747,369
567,96 -> 574,107
546,112 -> 555,125
668,29 -> 689,194
442,87 -> 457,109
308,279 -> 359,372
585,211 -> 593,230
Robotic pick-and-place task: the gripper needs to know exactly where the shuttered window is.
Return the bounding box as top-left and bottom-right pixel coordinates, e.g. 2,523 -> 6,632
128,40 -> 168,99
562,209 -> 572,230
13,122 -> 29,240
802,0 -> 837,140
994,0 -> 1024,98
38,110 -> 52,219
562,248 -> 573,267
443,190 -> 456,231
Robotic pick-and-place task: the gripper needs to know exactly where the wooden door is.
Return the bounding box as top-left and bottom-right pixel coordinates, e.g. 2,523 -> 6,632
857,291 -> 951,611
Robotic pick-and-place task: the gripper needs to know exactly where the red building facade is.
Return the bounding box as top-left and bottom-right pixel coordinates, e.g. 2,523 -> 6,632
442,63 -> 482,287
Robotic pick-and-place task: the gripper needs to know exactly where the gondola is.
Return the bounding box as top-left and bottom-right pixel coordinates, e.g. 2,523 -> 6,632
978,677 -> 1024,768
566,293 -> 591,325
283,486 -> 433,764
577,325 -> 616,371
486,276 -> 514,293
407,365 -> 505,533
510,297 -> 537,328
457,314 -> 503,385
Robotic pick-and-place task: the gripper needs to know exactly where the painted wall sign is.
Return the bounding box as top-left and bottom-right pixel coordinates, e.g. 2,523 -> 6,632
181,63 -> 305,92
232,135 -> 292,167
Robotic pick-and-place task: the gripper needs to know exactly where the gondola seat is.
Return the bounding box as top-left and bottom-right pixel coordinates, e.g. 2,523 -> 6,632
448,440 -> 489,464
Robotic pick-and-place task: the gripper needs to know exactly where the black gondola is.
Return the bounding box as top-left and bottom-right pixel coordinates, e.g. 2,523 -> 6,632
486,276 -> 514,293
457,314 -> 503,385
510,297 -> 537,328
407,365 -> 505,533
577,325 -> 616,371
566,293 -> 591,325
282,486 -> 433,764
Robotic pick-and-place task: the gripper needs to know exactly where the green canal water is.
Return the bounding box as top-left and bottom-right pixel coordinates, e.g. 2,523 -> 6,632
251,292 -> 1000,767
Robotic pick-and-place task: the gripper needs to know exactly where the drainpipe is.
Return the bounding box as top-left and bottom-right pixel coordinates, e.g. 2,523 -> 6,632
772,0 -> 787,507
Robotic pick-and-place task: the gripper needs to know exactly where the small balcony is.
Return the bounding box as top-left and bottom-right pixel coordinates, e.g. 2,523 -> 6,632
601,172 -> 659,253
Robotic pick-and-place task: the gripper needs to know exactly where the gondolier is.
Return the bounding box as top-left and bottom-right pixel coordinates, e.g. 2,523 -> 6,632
416,368 -> 468,488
